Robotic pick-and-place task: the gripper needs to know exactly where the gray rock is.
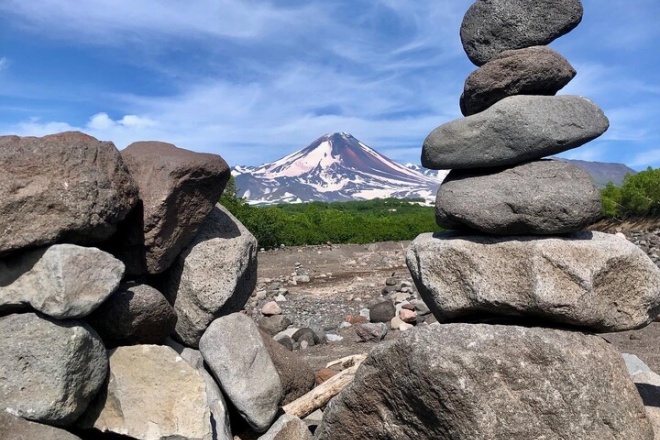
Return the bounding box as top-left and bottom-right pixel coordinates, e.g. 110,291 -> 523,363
163,204 -> 257,347
0,131 -> 138,256
0,412 -> 83,440
461,46 -> 576,116
258,414 -> 312,440
259,315 -> 293,336
355,323 -> 388,342
199,313 -> 283,433
435,160 -> 602,235
0,313 -> 107,426
316,324 -> 652,440
78,345 -> 213,440
369,301 -> 396,323
460,0 -> 584,66
622,354 -> 660,436
0,244 -> 124,319
116,141 -> 230,275
86,282 -> 177,347
292,328 -> 318,346
275,335 -> 295,351
405,231 -> 660,332
422,95 -> 609,170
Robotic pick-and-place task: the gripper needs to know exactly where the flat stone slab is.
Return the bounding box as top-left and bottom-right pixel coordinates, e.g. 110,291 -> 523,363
422,95 -> 609,170
0,244 -> 124,319
461,0 -> 584,66
461,46 -> 576,116
406,231 -> 660,332
317,323 -> 652,440
435,160 -> 602,235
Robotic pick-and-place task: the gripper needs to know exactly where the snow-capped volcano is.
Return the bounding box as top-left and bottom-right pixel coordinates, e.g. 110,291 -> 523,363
233,132 -> 446,204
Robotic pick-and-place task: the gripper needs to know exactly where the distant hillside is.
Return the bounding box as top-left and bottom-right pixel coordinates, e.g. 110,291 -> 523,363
557,158 -> 636,187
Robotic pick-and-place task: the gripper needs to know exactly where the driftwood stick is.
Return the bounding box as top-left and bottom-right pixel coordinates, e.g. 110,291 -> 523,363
283,358 -> 365,418
325,353 -> 368,370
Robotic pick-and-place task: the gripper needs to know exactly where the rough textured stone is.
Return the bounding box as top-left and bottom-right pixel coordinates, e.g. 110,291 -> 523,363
0,412 -> 83,440
260,329 -> 315,405
199,313 -> 283,433
0,132 -> 138,256
0,244 -> 124,319
86,282 -> 177,348
165,339 -> 233,440
163,204 -> 258,347
259,315 -> 292,336
316,324 -> 652,440
78,345 -> 212,440
460,0 -> 584,66
369,301 -> 396,323
435,160 -> 602,235
258,414 -> 312,440
116,141 -> 230,275
0,313 -> 107,426
460,46 -> 576,116
422,95 -> 609,170
406,231 -> 660,332
261,301 -> 282,316
355,323 -> 388,342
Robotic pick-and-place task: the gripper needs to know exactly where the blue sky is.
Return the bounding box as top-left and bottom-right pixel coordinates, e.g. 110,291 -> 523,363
0,0 -> 658,170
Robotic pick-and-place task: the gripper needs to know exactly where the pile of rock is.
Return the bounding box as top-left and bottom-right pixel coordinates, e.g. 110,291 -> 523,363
317,1 -> 660,438
0,132 -> 312,440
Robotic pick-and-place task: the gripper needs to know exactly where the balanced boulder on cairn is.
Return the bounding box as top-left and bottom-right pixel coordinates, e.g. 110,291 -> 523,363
318,1 -> 660,438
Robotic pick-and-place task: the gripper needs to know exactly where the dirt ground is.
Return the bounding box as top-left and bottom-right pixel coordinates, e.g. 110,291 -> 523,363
256,237 -> 660,373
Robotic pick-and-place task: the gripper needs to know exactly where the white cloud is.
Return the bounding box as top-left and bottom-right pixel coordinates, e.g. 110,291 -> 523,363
628,149 -> 660,169
0,57 -> 8,71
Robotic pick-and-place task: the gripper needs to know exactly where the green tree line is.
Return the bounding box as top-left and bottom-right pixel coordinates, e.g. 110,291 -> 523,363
219,177 -> 441,248
601,167 -> 660,218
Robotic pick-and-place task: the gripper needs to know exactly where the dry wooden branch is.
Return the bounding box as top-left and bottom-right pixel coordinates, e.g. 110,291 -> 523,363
325,353 -> 368,370
283,356 -> 366,418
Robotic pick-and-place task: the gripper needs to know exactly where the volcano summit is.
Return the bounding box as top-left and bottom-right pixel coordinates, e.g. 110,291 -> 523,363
233,133 -> 447,204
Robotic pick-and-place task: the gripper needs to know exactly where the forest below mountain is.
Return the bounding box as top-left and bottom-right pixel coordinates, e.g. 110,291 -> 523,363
221,167 -> 659,249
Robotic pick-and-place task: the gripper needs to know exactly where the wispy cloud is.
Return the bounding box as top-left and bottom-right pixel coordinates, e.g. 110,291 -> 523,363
0,57 -> 8,71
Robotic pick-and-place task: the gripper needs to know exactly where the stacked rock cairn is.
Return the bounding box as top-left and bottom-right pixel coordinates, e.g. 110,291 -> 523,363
316,1 -> 660,439
0,133 -> 315,439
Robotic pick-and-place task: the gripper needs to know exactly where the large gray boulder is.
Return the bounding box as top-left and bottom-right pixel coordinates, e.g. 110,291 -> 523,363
460,0 -> 584,66
86,282 -> 177,347
0,132 -> 138,256
422,95 -> 609,170
623,354 -> 660,437
199,313 -> 283,433
116,141 -> 230,275
0,244 -> 124,319
460,46 -> 576,116
0,313 -> 107,426
164,204 -> 258,347
316,324 -> 653,440
78,345 -> 213,440
435,160 -> 602,235
406,231 -> 660,332
0,412 -> 83,440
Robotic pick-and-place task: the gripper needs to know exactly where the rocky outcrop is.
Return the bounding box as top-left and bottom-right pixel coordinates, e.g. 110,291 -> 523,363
434,160 -> 602,235
86,282 -> 177,347
164,204 -> 258,347
0,131 -> 138,255
317,324 -> 653,440
460,46 -> 576,116
116,141 -> 230,275
258,414 -> 312,440
0,412 -> 83,440
422,95 -> 609,170
78,345 -> 213,440
0,313 -> 107,426
200,313 -> 283,433
0,244 -> 124,319
460,0 -> 583,65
